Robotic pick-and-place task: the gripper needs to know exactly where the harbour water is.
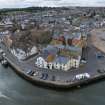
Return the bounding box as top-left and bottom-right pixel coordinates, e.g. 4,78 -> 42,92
0,64 -> 105,105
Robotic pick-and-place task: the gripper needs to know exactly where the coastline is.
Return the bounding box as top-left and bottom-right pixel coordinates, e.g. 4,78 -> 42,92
1,28 -> 105,90
4,53 -> 105,90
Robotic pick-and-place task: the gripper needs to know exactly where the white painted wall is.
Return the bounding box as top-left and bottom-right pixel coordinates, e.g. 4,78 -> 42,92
35,56 -> 81,71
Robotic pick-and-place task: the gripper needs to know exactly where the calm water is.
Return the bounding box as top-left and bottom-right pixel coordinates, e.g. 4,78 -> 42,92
0,64 -> 105,105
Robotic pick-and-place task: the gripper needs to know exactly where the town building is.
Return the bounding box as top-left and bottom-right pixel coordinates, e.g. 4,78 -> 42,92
35,41 -> 82,71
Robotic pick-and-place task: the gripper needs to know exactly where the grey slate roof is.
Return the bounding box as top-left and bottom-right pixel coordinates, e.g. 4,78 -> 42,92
54,56 -> 70,64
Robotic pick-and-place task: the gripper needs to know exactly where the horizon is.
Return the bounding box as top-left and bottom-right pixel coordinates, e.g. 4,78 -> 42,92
0,0 -> 105,9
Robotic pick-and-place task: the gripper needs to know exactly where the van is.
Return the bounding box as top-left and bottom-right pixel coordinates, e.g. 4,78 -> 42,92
75,73 -> 90,80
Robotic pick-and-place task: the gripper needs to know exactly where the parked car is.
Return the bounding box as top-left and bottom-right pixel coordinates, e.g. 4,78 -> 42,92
27,70 -> 35,76
40,73 -> 48,80
96,52 -> 104,59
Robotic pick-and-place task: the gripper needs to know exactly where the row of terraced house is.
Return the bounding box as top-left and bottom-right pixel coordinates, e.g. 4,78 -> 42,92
35,32 -> 86,71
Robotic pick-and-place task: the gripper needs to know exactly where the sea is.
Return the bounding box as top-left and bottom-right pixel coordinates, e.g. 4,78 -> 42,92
0,64 -> 105,105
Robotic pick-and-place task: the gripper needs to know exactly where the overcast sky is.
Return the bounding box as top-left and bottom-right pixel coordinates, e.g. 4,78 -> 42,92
0,0 -> 105,8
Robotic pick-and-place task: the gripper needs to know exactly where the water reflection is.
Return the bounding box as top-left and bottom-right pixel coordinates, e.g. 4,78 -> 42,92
0,64 -> 105,105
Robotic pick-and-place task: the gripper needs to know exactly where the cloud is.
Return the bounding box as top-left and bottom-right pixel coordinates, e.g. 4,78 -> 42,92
0,0 -> 105,8
20,0 -> 105,7
0,0 -> 25,8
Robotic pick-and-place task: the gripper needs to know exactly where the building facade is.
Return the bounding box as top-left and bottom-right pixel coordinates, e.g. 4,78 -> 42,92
35,32 -> 83,71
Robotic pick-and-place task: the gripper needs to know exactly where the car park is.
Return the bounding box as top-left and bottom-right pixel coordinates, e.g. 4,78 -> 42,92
33,71 -> 39,76
97,69 -> 105,73
81,60 -> 87,64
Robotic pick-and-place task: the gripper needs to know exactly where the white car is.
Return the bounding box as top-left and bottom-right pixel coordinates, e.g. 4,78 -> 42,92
33,71 -> 39,76
75,73 -> 90,80
81,60 -> 87,64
